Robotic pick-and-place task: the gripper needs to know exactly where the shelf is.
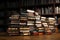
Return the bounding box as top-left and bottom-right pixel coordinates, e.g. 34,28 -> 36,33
41,14 -> 54,15
41,14 -> 54,17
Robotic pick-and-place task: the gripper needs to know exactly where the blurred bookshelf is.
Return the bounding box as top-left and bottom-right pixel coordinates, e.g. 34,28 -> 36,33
0,0 -> 60,36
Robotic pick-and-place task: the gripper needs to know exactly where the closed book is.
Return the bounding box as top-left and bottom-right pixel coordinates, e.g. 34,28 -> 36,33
27,21 -> 34,24
41,17 -> 46,21
10,15 -> 19,19
28,17 -> 35,20
45,8 -> 49,14
38,30 -> 44,32
20,23 -> 26,25
35,24 -> 42,27
55,6 -> 59,14
20,30 -> 29,32
48,7 -> 53,14
27,24 -> 34,25
36,21 -> 41,23
27,12 -> 34,17
23,33 -> 30,35
35,16 -> 40,20
41,8 -> 44,14
42,23 -> 48,27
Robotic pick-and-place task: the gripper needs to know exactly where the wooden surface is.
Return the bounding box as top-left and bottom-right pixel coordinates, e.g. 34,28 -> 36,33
0,33 -> 60,40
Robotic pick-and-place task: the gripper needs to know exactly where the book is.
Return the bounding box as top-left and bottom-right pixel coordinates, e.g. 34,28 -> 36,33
19,23 -> 26,25
8,28 -> 18,33
20,30 -> 30,32
23,33 -> 30,35
42,23 -> 48,27
55,6 -> 59,14
35,21 -> 41,24
35,15 -> 40,20
35,24 -> 42,27
48,17 -> 56,24
48,7 -> 53,14
41,8 -> 44,14
45,8 -> 49,14
10,15 -> 19,19
41,17 -> 46,21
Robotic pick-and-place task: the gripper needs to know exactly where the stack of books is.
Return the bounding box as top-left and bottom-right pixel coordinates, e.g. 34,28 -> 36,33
47,17 -> 56,33
7,27 -> 19,35
19,27 -> 30,35
8,12 -> 20,35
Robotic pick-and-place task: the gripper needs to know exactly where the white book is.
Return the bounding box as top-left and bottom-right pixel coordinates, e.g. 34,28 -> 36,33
45,8 -> 48,14
41,8 -> 44,14
36,21 -> 41,23
35,24 -> 42,27
27,24 -> 34,25
55,6 -> 59,14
